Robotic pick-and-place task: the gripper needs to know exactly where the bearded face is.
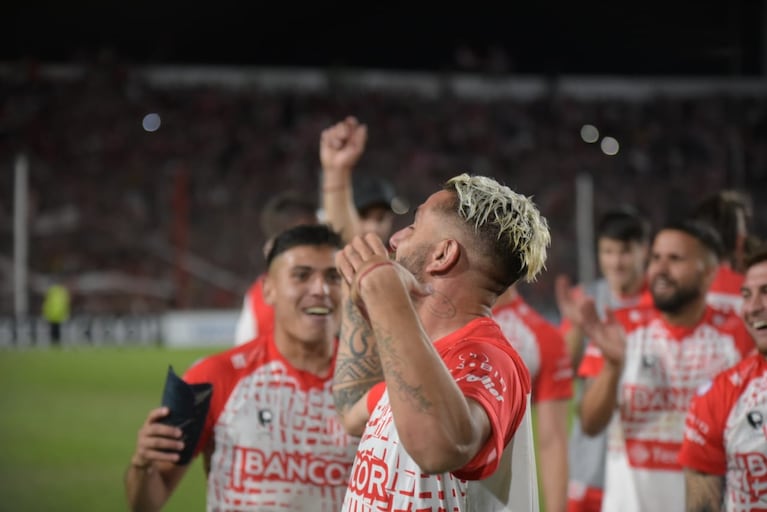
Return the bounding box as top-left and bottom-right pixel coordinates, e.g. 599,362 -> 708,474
396,242 -> 430,283
650,272 -> 704,314
647,229 -> 713,315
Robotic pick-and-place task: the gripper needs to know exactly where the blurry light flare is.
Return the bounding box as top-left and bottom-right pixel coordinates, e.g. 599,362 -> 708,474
142,113 -> 162,132
391,197 -> 409,215
580,124 -> 599,143
601,136 -> 620,156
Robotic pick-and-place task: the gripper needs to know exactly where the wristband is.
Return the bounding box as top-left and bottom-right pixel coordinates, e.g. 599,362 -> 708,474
355,261 -> 395,293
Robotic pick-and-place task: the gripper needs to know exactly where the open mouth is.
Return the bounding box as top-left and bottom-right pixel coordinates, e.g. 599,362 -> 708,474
304,306 -> 332,316
751,320 -> 767,331
652,277 -> 674,291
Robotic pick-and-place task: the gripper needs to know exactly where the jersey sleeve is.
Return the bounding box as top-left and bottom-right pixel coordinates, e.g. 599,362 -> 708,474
677,378 -> 727,475
366,382 -> 387,413
577,343 -> 604,378
183,356 -> 231,459
532,323 -> 573,403
444,341 -> 529,480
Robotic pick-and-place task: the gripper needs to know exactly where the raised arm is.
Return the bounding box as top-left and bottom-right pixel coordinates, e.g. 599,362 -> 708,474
124,407 -> 190,512
320,116 -> 368,242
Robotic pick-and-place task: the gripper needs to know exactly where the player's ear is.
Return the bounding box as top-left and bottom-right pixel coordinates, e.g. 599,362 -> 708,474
262,274 -> 276,306
425,238 -> 460,273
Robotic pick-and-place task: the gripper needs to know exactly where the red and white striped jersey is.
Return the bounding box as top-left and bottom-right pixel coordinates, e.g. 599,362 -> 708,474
679,354 -> 767,512
579,305 -> 753,512
493,294 -> 573,403
707,264 -> 745,314
342,317 -> 537,512
184,334 -> 358,511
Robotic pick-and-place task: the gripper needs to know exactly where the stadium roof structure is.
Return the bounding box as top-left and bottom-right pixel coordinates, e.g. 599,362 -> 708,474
3,2 -> 766,76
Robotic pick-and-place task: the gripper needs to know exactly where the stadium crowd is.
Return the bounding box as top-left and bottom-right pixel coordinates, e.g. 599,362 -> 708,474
2,58 -> 766,511
1,60 -> 765,316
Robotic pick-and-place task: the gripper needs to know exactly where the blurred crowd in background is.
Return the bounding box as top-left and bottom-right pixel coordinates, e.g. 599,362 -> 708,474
1,58 -> 766,317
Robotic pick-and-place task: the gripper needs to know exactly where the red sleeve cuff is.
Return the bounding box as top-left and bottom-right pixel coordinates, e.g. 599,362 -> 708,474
678,443 -> 726,476
366,382 -> 386,413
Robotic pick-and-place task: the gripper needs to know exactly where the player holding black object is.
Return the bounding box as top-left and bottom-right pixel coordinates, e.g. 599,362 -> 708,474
125,225 -> 358,512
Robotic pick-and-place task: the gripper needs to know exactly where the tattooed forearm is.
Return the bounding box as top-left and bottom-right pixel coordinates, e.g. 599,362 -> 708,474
374,329 -> 433,413
685,469 -> 724,512
332,382 -> 376,414
332,298 -> 384,413
388,367 -> 433,412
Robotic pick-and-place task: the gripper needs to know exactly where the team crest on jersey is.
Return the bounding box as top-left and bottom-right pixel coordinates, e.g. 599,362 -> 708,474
642,355 -> 657,368
258,409 -> 274,426
747,410 -> 764,429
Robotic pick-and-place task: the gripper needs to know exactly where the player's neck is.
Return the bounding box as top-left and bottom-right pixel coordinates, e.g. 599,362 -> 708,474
415,282 -> 496,341
274,334 -> 334,376
493,285 -> 519,308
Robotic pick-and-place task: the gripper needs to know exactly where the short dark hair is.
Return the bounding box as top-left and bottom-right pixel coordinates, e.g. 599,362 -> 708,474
691,190 -> 750,258
596,207 -> 651,244
662,219 -> 724,261
744,243 -> 767,272
266,224 -> 343,268
259,191 -> 318,241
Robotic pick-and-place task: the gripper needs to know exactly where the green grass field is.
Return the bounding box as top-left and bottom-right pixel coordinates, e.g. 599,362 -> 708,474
0,345 -> 567,511
0,346 -> 215,512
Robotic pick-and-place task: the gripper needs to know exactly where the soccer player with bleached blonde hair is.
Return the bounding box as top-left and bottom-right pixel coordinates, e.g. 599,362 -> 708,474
332,173 -> 550,511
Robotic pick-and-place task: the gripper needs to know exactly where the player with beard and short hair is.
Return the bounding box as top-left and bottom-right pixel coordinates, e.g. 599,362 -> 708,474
332,173 -> 551,512
576,219 -> 753,512
679,245 -> 767,512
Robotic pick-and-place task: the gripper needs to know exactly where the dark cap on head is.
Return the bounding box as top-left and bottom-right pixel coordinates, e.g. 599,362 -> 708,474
353,175 -> 408,215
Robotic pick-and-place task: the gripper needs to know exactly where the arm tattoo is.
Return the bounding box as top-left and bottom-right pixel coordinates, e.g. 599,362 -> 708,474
332,298 -> 383,414
685,469 -> 724,512
374,327 -> 433,413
